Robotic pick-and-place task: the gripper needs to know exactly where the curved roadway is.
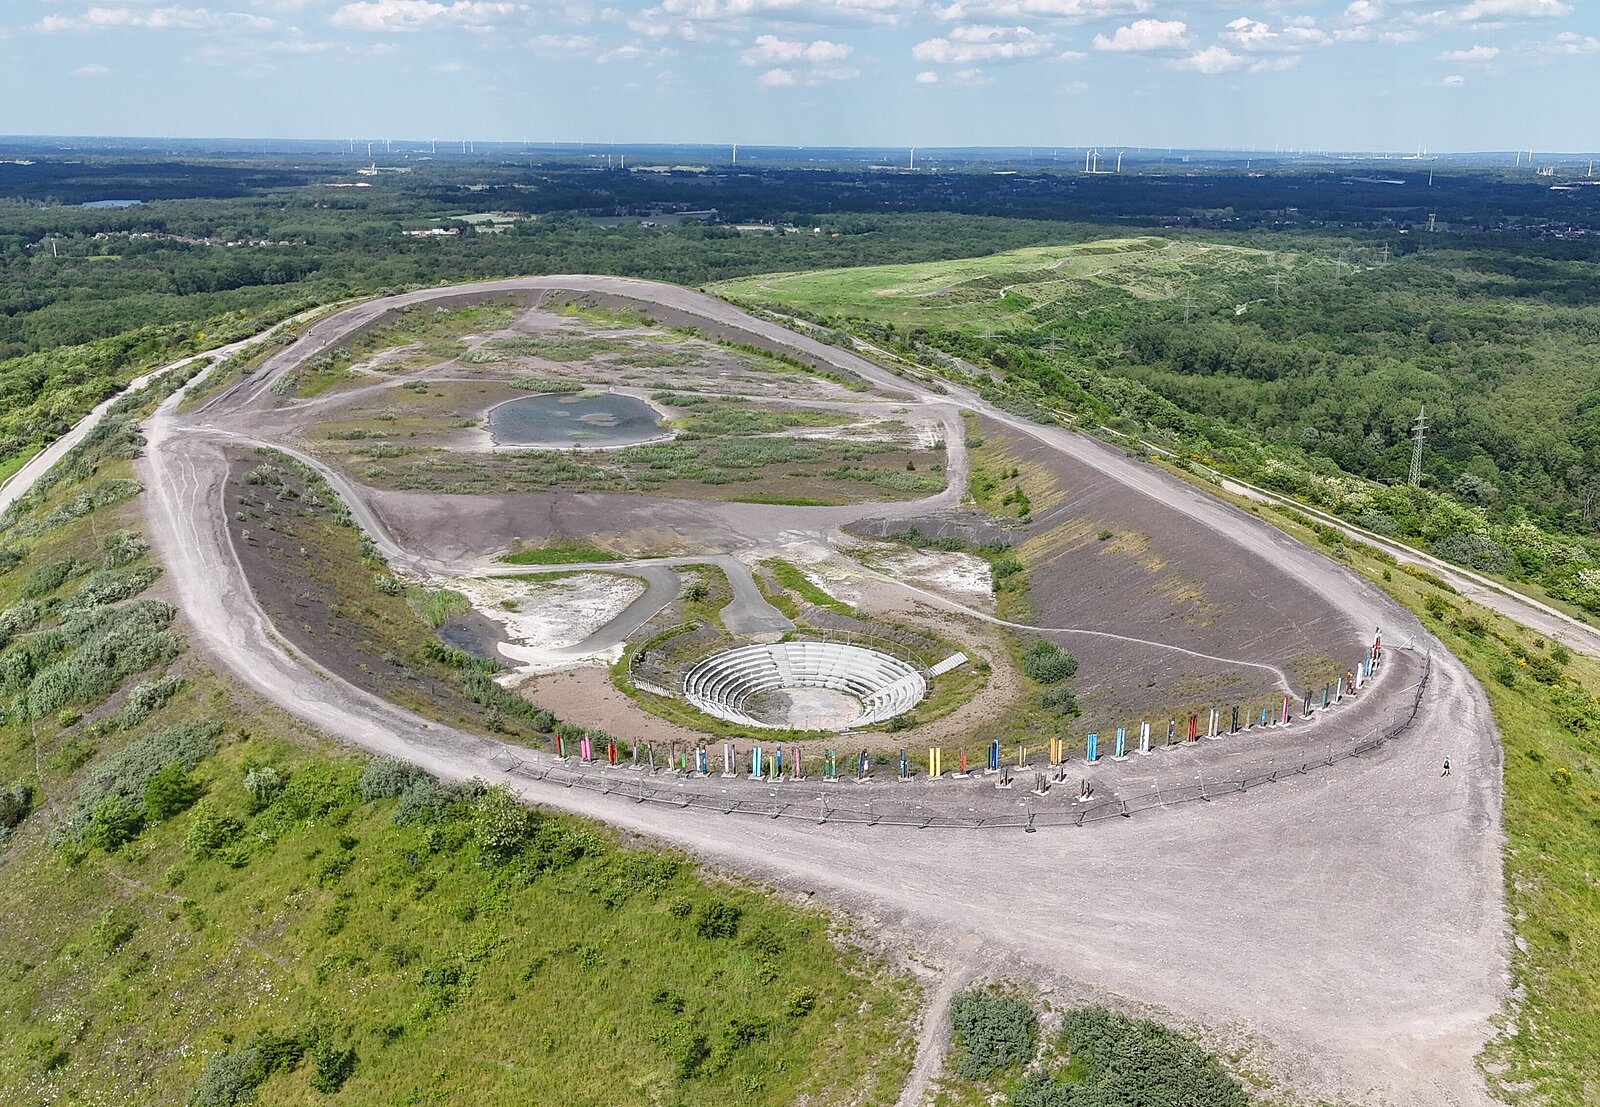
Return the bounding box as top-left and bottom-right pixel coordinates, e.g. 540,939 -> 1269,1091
127,277 -> 1507,1107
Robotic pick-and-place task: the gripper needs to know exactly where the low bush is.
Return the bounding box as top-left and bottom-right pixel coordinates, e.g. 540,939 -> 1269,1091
60,720 -> 220,845
1008,1006 -> 1247,1107
358,757 -> 432,801
116,675 -> 184,729
950,987 -> 1037,1081
1022,640 -> 1077,685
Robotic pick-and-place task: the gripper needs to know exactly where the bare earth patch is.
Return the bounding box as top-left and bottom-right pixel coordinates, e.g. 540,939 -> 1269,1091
451,573 -> 646,676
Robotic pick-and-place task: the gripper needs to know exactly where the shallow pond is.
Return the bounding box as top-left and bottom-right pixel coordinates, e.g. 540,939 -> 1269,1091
486,392 -> 666,448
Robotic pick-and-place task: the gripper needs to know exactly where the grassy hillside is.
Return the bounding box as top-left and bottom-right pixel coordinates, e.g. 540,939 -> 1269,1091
0,383 -> 916,1107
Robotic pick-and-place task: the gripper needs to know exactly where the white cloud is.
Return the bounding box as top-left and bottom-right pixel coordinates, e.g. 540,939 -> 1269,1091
1343,0 -> 1381,25
1458,0 -> 1570,20
1440,43 -> 1498,60
913,24 -> 1054,62
740,34 -> 852,64
1093,17 -> 1187,51
1172,43 -> 1243,72
1440,72 -> 1465,84
1224,17 -> 1275,48
915,68 -> 939,81
528,32 -> 600,55
1250,54 -> 1300,70
950,65 -> 991,83
73,63 -> 113,76
758,66 -> 798,84
38,6 -> 276,32
932,0 -> 1147,19
633,0 -> 916,39
329,0 -> 523,32
1535,29 -> 1600,53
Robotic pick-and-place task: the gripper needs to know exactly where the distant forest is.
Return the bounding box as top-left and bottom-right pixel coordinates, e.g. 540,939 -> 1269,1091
2,153 -> 1599,543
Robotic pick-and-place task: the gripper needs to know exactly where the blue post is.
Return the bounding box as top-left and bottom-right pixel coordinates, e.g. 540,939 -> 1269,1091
1260,706 -> 1269,728
775,744 -> 783,777
898,748 -> 908,779
988,739 -> 1000,772
1114,728 -> 1125,759
1086,733 -> 1099,763
751,746 -> 762,779
1166,719 -> 1176,744
859,749 -> 869,777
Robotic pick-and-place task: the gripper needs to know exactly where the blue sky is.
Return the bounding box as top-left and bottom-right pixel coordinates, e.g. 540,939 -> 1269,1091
3,0 -> 1597,150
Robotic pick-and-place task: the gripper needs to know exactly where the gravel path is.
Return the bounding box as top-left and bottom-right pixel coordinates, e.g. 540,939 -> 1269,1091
117,277 -> 1509,1106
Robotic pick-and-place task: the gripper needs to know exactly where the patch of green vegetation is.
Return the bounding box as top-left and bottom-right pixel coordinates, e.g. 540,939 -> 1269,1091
500,543 -> 619,566
674,404 -> 850,438
507,377 -> 586,393
406,586 -> 471,628
0,738 -> 918,1105
763,559 -> 851,614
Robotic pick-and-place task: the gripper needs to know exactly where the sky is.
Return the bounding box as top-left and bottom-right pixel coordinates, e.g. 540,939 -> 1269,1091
2,0 -> 1598,151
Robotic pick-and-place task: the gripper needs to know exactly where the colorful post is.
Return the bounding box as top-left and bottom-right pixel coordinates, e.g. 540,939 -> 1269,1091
898,748 -> 908,780
751,746 -> 763,780
1230,706 -> 1239,734
1187,713 -> 1198,742
1321,683 -> 1330,710
1113,727 -> 1126,760
1207,709 -> 1219,739
987,739 -> 1000,773
580,737 -> 593,762
859,748 -> 869,778
1260,706 -> 1269,728
1167,718 -> 1177,745
929,747 -> 942,779
607,740 -> 617,766
1281,695 -> 1291,726
1086,732 -> 1099,763
1138,721 -> 1152,756
554,732 -> 566,760
958,749 -> 968,774
1303,691 -> 1313,717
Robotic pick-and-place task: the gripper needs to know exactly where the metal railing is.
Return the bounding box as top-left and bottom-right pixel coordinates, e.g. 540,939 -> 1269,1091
492,652 -> 1433,832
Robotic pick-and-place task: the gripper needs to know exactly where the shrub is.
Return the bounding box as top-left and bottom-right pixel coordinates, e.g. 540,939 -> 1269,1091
61,720 -> 220,844
145,762 -> 203,822
100,530 -> 150,569
695,900 -> 742,939
92,908 -> 137,953
1,779 -> 35,832
310,1042 -> 357,1094
184,801 -> 244,860
116,675 -> 184,729
473,786 -> 531,864
243,767 -> 285,812
62,565 -> 163,615
950,987 -> 1037,1081
1022,640 -> 1077,685
20,557 -> 84,599
358,757 -> 431,801
84,795 -> 144,852
1014,1005 -> 1248,1107
188,1031 -> 306,1107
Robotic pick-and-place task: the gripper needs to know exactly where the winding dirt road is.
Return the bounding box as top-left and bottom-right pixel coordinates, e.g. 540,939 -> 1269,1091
125,277 -> 1508,1107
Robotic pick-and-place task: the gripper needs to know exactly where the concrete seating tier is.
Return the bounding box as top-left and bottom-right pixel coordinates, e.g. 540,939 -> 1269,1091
682,641 -> 928,729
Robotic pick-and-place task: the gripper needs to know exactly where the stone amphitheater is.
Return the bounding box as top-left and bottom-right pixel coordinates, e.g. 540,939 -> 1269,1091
682,641 -> 940,730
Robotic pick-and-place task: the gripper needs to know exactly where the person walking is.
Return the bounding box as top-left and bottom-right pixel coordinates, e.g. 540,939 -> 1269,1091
1441,756 -> 1451,777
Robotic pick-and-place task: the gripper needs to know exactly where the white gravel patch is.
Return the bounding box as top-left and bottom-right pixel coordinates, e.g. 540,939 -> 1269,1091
453,573 -> 644,678
868,546 -> 994,609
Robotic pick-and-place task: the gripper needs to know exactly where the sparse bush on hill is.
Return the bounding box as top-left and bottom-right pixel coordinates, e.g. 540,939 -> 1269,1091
1022,640 -> 1077,685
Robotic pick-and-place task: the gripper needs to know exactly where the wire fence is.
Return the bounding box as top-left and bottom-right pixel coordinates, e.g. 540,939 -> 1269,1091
492,652 -> 1434,832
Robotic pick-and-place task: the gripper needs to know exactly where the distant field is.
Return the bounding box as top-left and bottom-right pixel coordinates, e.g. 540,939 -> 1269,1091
713,237 -> 1280,330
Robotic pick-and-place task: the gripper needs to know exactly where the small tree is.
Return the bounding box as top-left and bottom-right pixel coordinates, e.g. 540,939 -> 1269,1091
145,762 -> 203,822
